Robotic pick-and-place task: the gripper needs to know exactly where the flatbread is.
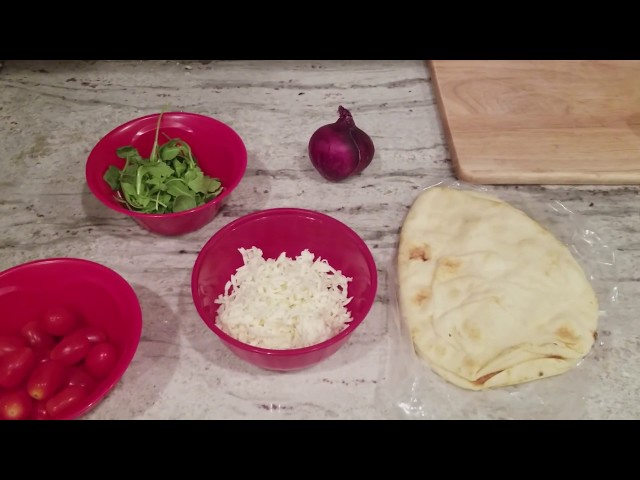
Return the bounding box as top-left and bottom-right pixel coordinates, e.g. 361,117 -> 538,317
397,187 -> 599,390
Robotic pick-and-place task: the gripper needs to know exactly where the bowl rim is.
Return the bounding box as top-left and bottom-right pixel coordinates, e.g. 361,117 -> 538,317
85,111 -> 248,220
0,257 -> 143,420
190,207 -> 378,357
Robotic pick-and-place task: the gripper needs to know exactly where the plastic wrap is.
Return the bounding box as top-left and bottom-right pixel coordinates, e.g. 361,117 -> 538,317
378,180 -> 618,420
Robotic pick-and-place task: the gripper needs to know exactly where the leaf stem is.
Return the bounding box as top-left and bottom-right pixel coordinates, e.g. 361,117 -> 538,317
136,166 -> 143,195
121,156 -> 129,182
150,111 -> 164,163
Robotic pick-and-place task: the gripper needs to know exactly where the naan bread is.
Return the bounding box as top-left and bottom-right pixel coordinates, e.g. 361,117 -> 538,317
397,187 -> 599,390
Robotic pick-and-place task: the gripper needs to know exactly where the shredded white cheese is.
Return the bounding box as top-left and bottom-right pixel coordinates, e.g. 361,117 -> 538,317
214,247 -> 353,349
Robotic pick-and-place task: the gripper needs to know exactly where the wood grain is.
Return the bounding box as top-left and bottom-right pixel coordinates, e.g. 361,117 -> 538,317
429,60 -> 640,185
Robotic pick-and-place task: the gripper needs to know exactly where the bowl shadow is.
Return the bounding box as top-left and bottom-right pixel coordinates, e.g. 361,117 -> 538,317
84,283 -> 181,419
215,150 -> 271,219
301,303 -> 385,375
80,182 -> 130,227
294,146 -> 325,183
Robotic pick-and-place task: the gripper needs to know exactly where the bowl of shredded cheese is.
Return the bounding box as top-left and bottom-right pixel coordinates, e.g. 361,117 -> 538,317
191,208 -> 378,371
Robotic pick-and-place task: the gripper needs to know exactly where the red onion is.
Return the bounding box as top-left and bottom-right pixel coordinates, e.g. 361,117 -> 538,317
308,106 -> 375,181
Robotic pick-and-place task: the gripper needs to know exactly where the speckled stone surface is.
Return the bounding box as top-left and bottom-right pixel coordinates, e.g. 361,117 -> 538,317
0,60 -> 638,419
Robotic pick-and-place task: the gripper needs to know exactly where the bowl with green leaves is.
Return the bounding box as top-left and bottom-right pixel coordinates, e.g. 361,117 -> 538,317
86,111 -> 247,236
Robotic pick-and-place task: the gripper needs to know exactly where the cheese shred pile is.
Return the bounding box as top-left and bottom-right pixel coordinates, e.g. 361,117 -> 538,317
215,247 -> 353,349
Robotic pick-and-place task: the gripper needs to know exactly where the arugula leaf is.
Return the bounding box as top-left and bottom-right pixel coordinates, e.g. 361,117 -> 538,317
145,162 -> 175,180
173,195 -> 197,212
102,111 -> 224,214
121,183 -> 143,209
116,146 -> 142,160
185,169 -> 205,192
160,143 -> 181,161
187,169 -> 222,194
165,179 -> 193,197
203,178 -> 222,194
104,166 -> 121,190
183,168 -> 198,184
173,158 -> 187,177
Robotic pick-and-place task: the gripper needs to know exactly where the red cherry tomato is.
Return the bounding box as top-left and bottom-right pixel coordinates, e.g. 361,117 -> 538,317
0,347 -> 37,389
20,320 -> 56,351
66,366 -> 97,392
40,306 -> 78,337
36,349 -> 52,364
26,360 -> 66,401
0,335 -> 26,358
0,389 -> 33,420
45,385 -> 86,418
50,331 -> 90,367
31,400 -> 50,420
84,342 -> 118,380
75,326 -> 108,344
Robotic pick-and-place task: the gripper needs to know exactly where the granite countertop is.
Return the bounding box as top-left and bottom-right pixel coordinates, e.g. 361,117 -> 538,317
1,60 -> 638,420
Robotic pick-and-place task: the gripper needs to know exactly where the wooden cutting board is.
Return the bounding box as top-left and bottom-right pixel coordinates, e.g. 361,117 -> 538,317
429,60 -> 640,185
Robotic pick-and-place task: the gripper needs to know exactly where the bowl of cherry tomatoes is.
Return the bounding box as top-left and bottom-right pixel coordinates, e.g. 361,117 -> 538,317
0,258 -> 142,420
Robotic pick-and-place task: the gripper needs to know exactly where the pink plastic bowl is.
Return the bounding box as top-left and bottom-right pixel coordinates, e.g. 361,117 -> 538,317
191,208 -> 378,371
86,112 -> 248,236
0,258 -> 142,420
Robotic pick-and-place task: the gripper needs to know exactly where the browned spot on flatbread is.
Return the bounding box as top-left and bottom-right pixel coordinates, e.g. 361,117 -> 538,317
463,322 -> 481,341
409,245 -> 431,261
547,355 -> 565,360
413,287 -> 432,306
473,370 -> 503,386
538,371 -> 544,377
441,257 -> 462,273
433,344 -> 446,358
555,326 -> 579,344
463,357 -> 475,369
592,330 -> 598,341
